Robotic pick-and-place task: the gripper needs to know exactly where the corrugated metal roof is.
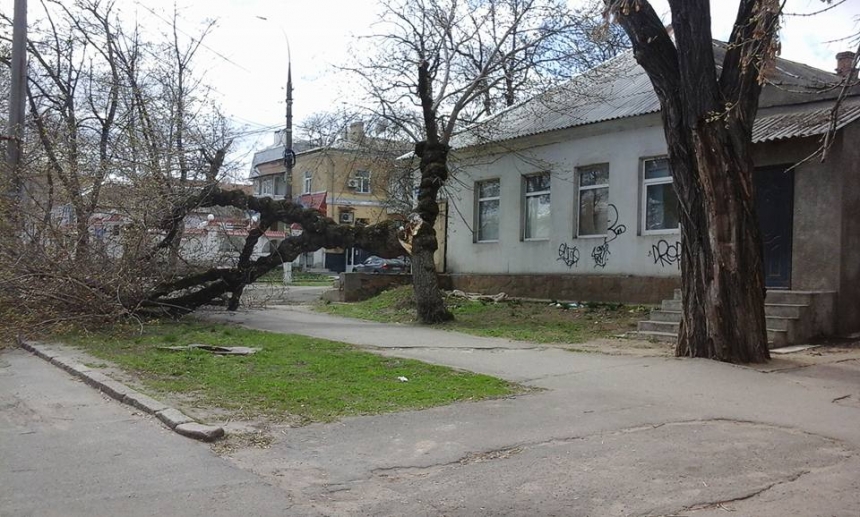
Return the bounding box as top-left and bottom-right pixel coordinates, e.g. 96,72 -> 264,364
752,103 -> 860,142
452,43 -> 856,151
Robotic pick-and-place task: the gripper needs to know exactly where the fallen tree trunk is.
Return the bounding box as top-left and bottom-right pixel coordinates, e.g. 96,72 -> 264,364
140,186 -> 407,315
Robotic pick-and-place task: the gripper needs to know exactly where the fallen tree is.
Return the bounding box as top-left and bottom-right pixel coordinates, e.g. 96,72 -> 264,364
145,184 -> 407,314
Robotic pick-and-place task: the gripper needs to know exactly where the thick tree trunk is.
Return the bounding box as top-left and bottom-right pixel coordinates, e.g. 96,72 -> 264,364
608,0 -> 773,363
675,123 -> 769,363
412,141 -> 453,323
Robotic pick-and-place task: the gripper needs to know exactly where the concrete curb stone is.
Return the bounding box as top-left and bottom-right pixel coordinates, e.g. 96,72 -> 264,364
156,408 -> 195,429
123,390 -> 169,414
49,355 -> 92,378
20,340 -> 225,442
175,422 -> 225,442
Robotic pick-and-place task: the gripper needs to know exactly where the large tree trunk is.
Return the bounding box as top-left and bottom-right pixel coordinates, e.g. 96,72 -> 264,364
609,0 -> 774,363
675,123 -> 769,362
412,141 -> 453,323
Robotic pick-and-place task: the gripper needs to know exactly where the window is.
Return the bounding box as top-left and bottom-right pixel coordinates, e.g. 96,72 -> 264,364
303,171 -> 313,194
274,176 -> 286,196
642,157 -> 680,233
261,178 -> 274,195
475,179 -> 500,242
577,164 -> 609,236
523,173 -> 551,240
355,170 -> 371,194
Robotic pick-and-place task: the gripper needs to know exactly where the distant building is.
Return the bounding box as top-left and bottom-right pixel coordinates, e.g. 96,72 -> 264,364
249,121 -> 411,272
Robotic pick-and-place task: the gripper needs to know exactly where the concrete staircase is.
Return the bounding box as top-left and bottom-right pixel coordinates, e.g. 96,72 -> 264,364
632,289 -> 836,348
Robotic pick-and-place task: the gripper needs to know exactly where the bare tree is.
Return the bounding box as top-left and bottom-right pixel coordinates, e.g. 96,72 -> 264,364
0,1 -> 411,329
350,0 -> 626,323
603,0 -> 791,363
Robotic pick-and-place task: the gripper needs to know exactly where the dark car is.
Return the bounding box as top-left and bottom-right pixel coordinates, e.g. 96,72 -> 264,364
354,256 -> 410,274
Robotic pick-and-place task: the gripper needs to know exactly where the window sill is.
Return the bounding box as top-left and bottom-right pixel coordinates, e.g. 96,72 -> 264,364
642,228 -> 681,236
523,238 -> 550,242
576,234 -> 608,240
475,240 -> 499,244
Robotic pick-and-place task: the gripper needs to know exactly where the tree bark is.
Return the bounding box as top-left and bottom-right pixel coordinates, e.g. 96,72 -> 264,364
608,0 -> 772,363
412,141 -> 454,323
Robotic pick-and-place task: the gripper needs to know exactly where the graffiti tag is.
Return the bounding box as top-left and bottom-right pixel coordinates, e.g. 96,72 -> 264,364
648,239 -> 681,268
591,204 -> 627,268
557,242 -> 580,268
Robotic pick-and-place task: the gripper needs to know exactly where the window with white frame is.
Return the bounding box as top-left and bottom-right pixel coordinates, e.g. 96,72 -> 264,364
355,170 -> 371,194
475,179 -> 500,242
523,173 -> 551,240
577,164 -> 609,236
303,170 -> 313,194
642,157 -> 680,233
261,177 -> 274,195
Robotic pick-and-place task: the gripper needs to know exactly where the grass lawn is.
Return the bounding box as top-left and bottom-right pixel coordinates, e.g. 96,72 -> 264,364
318,286 -> 651,344
255,269 -> 335,287
58,320 -> 519,424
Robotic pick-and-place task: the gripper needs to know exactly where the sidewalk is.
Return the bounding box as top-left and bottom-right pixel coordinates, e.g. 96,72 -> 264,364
0,349 -> 307,517
202,306 -> 860,516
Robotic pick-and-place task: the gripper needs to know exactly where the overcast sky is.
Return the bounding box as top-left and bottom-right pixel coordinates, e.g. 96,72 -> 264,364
5,0 -> 860,178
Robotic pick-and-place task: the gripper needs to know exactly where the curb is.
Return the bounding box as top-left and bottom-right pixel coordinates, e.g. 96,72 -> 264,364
18,338 -> 225,442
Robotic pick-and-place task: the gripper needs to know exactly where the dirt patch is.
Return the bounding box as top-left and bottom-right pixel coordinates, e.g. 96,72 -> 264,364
562,336 -> 675,357
753,339 -> 860,372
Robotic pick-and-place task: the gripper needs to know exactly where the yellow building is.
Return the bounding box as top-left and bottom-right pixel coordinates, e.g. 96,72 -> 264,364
250,122 -> 412,271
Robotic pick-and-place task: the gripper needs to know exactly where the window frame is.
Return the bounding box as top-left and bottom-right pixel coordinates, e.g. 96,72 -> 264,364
522,172 -> 551,241
641,156 -> 680,235
261,177 -> 274,195
576,163 -> 610,238
355,170 -> 371,194
303,170 -> 313,194
474,178 -> 500,243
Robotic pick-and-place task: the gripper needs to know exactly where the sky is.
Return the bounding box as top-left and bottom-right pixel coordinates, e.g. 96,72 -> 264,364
4,0 -> 860,178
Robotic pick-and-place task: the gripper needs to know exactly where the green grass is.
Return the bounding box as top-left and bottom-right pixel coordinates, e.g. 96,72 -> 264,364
318,286 -> 650,344
255,269 -> 335,286
58,320 -> 519,424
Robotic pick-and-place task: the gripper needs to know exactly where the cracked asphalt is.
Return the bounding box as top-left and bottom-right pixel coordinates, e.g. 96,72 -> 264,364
3,302 -> 859,516
204,306 -> 860,516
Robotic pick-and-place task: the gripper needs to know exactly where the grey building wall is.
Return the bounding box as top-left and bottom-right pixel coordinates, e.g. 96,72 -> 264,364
751,136 -> 842,293
447,113 -> 682,279
447,112 -> 859,334
837,123 -> 860,334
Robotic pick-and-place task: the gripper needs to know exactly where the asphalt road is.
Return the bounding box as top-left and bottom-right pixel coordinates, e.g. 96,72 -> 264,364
4,305 -> 860,516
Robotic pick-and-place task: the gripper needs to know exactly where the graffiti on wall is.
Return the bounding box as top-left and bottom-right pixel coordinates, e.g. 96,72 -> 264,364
648,239 -> 681,269
591,204 -> 627,268
557,242 -> 580,268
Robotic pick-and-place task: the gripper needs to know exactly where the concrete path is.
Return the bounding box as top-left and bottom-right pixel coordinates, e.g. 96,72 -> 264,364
0,350 -> 310,517
201,306 -> 860,516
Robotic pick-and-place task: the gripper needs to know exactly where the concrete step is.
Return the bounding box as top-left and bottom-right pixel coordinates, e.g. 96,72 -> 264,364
662,299 -> 682,311
650,310 -> 683,323
768,329 -> 788,348
765,315 -> 798,332
765,290 -> 833,305
628,330 -> 677,343
638,320 -> 680,333
765,303 -> 807,319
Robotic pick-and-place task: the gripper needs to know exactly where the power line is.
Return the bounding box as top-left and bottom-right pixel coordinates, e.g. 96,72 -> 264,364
131,0 -> 253,74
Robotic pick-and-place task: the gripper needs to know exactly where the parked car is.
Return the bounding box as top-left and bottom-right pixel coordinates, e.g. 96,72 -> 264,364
354,256 -> 410,274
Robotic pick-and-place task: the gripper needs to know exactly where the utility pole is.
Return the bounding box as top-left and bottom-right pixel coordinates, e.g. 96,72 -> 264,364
282,55 -> 295,284
4,0 -> 27,227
